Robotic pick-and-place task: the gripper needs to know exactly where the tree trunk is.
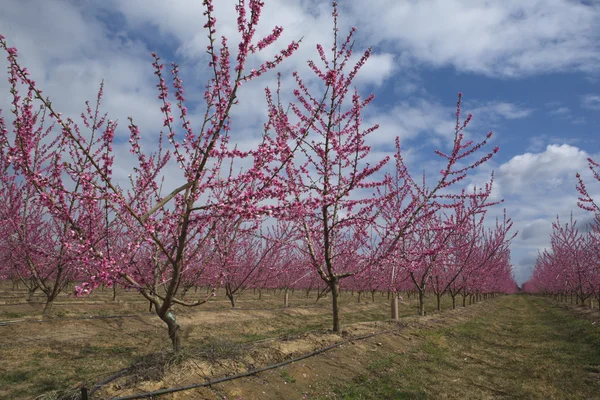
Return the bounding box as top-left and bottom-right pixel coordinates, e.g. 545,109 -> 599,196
418,290 -> 425,316
331,280 -> 341,333
371,290 -> 376,302
462,294 -> 467,307
112,284 -> 117,301
436,293 -> 441,311
391,293 -> 399,320
27,286 -> 38,302
163,311 -> 181,352
451,295 -> 456,309
180,286 -> 189,298
284,289 -> 289,308
228,294 -> 236,308
42,297 -> 54,315
357,291 -> 362,303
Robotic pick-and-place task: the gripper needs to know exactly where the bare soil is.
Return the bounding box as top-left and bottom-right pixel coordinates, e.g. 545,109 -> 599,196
0,284 -> 449,399
2,285 -> 597,400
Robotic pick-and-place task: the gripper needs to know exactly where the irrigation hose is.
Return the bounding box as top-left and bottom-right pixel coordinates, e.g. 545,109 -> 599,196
86,325 -> 334,395
88,368 -> 132,397
108,326 -> 401,400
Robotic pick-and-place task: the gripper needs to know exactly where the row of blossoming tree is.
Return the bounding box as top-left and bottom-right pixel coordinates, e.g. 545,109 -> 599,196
521,215 -> 600,307
522,155 -> 600,306
0,1 -> 516,351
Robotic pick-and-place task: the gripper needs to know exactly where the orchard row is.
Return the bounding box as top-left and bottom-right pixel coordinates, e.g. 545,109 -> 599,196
522,165 -> 600,306
0,1 -> 516,351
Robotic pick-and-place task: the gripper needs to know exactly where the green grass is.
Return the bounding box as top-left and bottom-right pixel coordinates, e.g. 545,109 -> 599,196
0,311 -> 27,319
324,354 -> 427,399
324,295 -> 600,399
0,369 -> 75,400
1,370 -> 31,384
280,368 -> 296,383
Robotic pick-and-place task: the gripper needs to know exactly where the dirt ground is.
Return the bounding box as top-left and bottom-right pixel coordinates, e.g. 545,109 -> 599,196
3,284 -> 596,400
95,296 -> 519,400
0,283 -> 455,399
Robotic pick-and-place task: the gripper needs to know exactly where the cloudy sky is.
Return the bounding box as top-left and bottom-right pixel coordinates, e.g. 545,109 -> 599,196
1,0 -> 600,285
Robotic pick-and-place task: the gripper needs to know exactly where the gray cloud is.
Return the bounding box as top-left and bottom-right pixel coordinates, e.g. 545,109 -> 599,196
520,219 -> 550,241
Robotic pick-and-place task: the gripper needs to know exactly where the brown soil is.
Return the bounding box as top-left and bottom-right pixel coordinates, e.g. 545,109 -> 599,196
0,283 -> 479,399
97,300 -> 494,399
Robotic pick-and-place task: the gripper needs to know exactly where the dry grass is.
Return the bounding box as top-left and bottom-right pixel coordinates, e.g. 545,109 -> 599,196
0,283 -> 454,399
4,287 -> 596,399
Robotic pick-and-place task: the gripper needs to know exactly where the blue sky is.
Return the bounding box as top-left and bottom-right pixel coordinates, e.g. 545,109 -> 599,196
1,0 -> 600,285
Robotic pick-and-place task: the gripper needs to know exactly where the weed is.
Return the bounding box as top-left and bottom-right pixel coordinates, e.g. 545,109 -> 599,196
280,368 -> 296,383
0,370 -> 30,384
1,311 -> 25,319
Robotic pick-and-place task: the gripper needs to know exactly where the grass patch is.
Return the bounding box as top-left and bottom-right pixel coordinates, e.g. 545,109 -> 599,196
279,368 -> 296,383
241,332 -> 271,342
0,311 -> 26,319
0,370 -> 31,384
325,295 -> 600,399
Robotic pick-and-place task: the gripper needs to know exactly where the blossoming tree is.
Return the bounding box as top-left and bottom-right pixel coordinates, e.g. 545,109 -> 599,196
0,0 -> 303,350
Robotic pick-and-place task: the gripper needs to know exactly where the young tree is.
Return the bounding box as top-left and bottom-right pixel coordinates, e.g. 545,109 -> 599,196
0,0 -> 303,350
267,3 -> 391,332
524,215 -> 599,308
376,94 -> 501,317
214,219 -> 296,308
0,87 -> 107,313
431,209 -> 516,310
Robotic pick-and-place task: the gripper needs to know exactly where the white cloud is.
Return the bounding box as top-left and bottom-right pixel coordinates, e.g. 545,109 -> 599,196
468,101 -> 535,121
347,0 -> 600,77
497,144 -> 589,195
352,52 -> 397,87
365,98 -> 454,147
488,143 -> 600,284
549,106 -> 571,116
581,94 -> 600,110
